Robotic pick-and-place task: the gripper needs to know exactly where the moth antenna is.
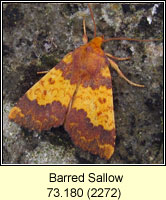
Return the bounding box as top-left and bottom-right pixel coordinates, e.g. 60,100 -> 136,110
88,3 -> 96,38
103,37 -> 161,43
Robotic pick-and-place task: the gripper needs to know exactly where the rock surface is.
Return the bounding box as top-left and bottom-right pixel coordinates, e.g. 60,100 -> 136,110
3,3 -> 163,164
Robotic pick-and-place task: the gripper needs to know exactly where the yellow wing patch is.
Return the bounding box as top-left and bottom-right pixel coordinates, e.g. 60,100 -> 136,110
72,84 -> 115,131
100,65 -> 111,78
8,54 -> 77,131
26,68 -> 76,107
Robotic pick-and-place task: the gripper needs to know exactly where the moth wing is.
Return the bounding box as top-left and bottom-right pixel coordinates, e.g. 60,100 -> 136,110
9,52 -> 77,131
65,65 -> 116,160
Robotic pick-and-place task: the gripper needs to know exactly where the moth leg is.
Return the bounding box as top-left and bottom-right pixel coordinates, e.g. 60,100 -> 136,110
37,71 -> 49,75
82,17 -> 88,44
108,58 -> 144,87
106,53 -> 131,61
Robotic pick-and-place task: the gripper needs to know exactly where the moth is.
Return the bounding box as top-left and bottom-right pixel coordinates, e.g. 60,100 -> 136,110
9,4 -> 159,160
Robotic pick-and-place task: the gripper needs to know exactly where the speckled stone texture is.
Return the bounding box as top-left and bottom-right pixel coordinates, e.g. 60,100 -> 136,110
3,3 -> 163,164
